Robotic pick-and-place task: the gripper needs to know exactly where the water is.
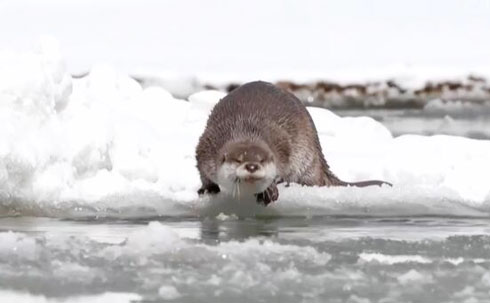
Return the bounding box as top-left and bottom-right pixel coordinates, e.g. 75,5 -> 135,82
336,107 -> 490,139
1,216 -> 490,302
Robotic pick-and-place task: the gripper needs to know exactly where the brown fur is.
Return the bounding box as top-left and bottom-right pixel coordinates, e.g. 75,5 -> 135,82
196,81 -> 390,204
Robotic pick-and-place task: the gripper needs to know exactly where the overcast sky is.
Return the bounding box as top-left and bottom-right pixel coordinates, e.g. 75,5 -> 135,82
1,0 -> 489,78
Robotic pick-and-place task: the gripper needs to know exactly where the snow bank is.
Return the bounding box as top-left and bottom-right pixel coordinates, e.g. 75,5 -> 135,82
1,39 -> 490,218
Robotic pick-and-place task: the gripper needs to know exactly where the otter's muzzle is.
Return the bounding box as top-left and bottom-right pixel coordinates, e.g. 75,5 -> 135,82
237,162 -> 265,182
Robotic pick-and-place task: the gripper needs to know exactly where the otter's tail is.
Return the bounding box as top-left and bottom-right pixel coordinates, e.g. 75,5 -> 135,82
343,180 -> 392,187
317,144 -> 392,188
325,171 -> 392,187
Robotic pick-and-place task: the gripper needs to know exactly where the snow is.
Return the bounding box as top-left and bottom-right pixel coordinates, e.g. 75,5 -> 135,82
1,38 -> 490,218
0,290 -> 141,303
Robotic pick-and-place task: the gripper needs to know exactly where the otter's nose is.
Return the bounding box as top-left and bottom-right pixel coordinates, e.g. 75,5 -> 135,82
245,163 -> 259,173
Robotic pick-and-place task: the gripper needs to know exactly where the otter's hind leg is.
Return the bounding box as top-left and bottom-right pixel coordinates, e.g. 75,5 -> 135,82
197,177 -> 221,195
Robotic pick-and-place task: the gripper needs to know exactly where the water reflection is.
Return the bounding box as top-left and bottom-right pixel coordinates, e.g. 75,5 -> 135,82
199,218 -> 279,242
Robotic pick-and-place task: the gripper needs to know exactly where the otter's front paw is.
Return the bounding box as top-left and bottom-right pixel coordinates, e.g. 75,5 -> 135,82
197,183 -> 221,195
255,184 -> 279,206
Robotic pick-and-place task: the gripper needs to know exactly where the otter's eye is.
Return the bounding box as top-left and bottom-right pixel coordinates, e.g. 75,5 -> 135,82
234,159 -> 242,164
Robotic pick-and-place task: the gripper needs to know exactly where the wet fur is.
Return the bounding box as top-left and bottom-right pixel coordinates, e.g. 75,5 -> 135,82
196,81 -> 390,204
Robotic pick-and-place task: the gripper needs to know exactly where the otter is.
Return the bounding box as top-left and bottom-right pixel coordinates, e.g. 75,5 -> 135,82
196,81 -> 391,205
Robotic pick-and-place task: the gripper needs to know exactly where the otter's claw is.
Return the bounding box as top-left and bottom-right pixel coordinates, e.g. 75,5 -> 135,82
255,184 -> 279,206
197,183 -> 221,195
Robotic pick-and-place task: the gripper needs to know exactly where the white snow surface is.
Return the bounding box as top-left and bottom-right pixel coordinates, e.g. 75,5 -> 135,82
1,40 -> 490,218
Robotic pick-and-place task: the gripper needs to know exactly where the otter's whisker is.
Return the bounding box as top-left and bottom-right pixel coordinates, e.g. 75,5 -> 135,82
236,179 -> 241,200
233,179 -> 238,199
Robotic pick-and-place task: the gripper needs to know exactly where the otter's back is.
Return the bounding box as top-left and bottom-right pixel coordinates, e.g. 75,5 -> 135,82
198,81 -> 333,185
197,81 -> 391,190
207,81 -> 311,139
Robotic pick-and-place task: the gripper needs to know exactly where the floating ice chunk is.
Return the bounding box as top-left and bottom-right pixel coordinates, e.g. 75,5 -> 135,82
462,297 -> 479,303
347,295 -> 371,303
454,286 -> 476,298
481,272 -> 490,287
444,257 -> 465,265
215,212 -> 239,221
359,253 -> 431,265
125,221 -> 182,252
0,231 -> 37,261
158,285 -> 182,300
214,239 -> 332,267
397,269 -> 430,285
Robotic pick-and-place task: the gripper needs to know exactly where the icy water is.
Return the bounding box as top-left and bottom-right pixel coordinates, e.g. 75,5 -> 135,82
1,216 -> 490,302
337,106 -> 490,139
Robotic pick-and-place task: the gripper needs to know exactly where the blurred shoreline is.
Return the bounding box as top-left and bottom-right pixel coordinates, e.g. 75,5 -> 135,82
131,73 -> 490,109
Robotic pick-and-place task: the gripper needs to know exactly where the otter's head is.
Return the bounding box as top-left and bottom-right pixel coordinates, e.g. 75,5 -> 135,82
216,140 -> 277,197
